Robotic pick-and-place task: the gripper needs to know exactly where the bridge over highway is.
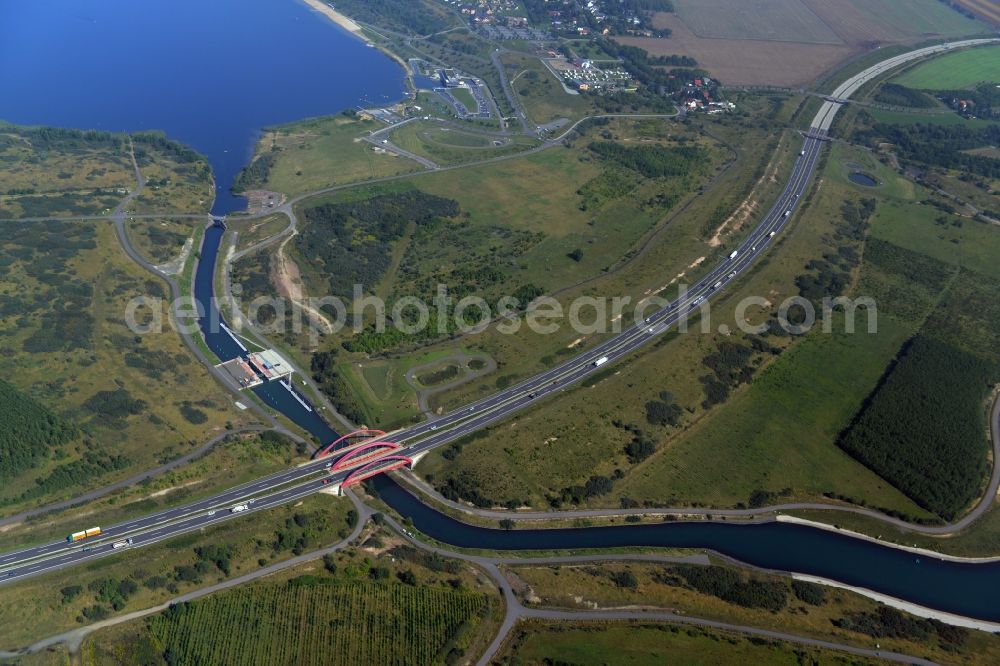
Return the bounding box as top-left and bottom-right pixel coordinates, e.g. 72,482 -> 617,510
1,38 -> 997,586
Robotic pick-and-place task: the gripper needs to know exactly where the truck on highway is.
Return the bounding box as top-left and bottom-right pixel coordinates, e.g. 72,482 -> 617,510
593,356 -> 609,367
729,250 -> 738,259
230,503 -> 249,513
112,538 -> 134,549
67,527 -> 101,543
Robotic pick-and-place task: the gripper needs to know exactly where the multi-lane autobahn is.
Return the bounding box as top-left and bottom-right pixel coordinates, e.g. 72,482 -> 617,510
1,38 -> 996,585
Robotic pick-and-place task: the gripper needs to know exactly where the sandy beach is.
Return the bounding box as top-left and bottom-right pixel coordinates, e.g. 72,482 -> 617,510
301,0 -> 362,34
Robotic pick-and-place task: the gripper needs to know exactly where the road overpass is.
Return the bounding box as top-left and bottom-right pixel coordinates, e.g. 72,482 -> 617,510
1,38 -> 996,585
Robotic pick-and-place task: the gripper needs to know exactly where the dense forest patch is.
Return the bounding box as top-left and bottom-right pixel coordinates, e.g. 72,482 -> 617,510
0,378 -> 79,482
295,190 -> 460,299
837,334 -> 995,520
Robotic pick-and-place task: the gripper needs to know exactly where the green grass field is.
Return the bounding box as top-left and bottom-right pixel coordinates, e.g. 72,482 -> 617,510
389,121 -> 541,165
895,45 -> 1000,89
508,560 -> 1000,665
340,348 -> 490,427
450,86 -> 477,114
228,213 -> 290,253
868,108 -> 998,128
505,622 -> 859,666
245,114 -> 423,197
869,199 -> 1000,279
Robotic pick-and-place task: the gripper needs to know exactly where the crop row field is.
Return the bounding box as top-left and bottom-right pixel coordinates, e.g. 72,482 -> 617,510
616,0 -> 986,87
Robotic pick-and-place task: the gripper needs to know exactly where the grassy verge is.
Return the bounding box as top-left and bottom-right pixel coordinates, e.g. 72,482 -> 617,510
0,494 -> 356,649
501,621 -> 877,665
0,432 -> 307,552
506,560 -> 1000,665
235,113 -> 423,197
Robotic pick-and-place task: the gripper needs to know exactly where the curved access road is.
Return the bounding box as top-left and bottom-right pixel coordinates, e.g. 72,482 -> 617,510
392,388 -> 1000,540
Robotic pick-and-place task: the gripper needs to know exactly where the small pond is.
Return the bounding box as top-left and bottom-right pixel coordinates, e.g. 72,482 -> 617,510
849,171 -> 878,187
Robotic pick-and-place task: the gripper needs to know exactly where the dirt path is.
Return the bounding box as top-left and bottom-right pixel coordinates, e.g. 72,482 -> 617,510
271,231 -> 335,335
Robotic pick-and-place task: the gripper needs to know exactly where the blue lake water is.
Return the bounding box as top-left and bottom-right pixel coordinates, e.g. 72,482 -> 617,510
0,0 -> 405,214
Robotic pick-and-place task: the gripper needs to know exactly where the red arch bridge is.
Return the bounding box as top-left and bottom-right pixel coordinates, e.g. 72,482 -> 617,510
314,429 -> 412,489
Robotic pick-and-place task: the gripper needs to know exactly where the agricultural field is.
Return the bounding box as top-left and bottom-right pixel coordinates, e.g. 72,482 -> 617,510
77,525 -> 501,666
618,0 -> 986,87
132,582 -> 488,665
500,622 -> 881,666
505,561 -> 1000,665
0,220 -> 249,515
233,113 -> 423,197
124,218 -> 200,265
0,494 -> 356,649
895,44 -> 1000,89
953,0 -> 1000,26
673,0 -> 843,44
0,124 -> 131,218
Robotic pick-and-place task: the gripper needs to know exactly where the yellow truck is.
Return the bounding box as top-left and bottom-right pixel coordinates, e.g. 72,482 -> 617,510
67,526 -> 101,543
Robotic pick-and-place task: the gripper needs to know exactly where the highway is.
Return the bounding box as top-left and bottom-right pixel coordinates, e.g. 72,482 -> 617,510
0,39 -> 993,585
